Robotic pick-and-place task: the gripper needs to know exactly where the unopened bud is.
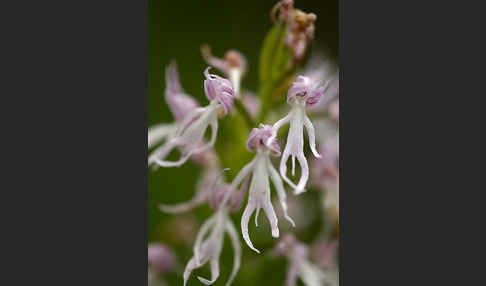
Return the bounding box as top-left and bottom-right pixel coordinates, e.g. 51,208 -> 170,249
148,243 -> 176,274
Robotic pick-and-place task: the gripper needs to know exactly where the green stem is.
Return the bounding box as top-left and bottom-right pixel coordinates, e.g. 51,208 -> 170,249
234,99 -> 256,129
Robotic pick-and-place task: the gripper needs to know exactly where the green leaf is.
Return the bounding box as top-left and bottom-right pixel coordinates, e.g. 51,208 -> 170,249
258,23 -> 286,83
271,36 -> 292,82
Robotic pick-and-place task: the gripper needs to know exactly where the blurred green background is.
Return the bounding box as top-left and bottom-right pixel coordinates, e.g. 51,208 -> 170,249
148,0 -> 338,285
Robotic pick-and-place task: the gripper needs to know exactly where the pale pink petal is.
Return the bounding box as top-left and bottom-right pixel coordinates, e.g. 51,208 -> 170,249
197,259 -> 220,285
294,154 -> 309,195
267,159 -> 295,227
304,115 -> 321,158
225,220 -> 241,286
241,200 -> 259,253
193,215 -> 217,265
262,198 -> 280,238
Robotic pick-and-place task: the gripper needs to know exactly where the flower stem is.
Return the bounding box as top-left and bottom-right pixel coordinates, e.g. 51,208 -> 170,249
234,99 -> 256,128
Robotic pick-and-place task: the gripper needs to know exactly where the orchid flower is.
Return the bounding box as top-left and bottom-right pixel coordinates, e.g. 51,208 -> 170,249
148,61 -> 200,168
274,234 -> 328,286
201,45 -> 247,98
221,124 -> 295,253
183,210 -> 240,286
148,62 -> 198,161
269,75 -> 326,194
183,171 -> 246,286
149,66 -> 235,168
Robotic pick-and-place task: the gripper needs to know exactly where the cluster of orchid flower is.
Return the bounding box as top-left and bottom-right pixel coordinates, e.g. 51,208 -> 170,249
148,1 -> 339,285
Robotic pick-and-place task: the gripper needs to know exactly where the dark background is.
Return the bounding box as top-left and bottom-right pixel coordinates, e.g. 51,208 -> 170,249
148,0 -> 338,285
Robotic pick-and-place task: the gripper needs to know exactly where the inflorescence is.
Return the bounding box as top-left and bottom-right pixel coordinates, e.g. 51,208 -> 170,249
148,1 -> 339,285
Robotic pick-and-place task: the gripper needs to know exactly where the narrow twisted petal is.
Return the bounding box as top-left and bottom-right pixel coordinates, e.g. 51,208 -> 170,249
149,108 -> 203,167
148,123 -> 176,149
154,148 -> 193,167
303,115 -> 321,158
159,183 -> 209,213
241,200 -> 259,253
197,259 -> 220,285
183,257 -> 203,286
294,154 -> 309,195
148,140 -> 178,167
267,158 -> 295,227
155,106 -> 217,168
193,215 -> 217,265
191,118 -> 218,155
225,220 -> 241,286
262,196 -> 280,238
279,151 -> 309,195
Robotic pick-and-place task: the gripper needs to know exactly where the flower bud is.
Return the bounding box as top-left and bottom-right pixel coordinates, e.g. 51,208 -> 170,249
285,10 -> 317,61
148,243 -> 176,274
